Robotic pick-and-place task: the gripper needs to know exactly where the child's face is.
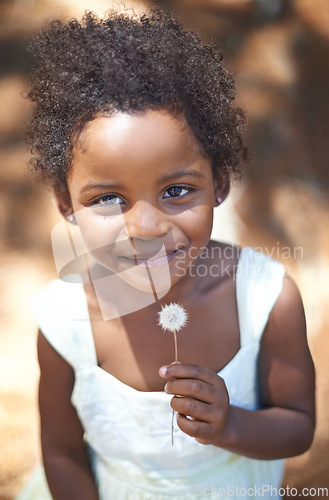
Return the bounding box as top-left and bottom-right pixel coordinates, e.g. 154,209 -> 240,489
64,109 -> 219,292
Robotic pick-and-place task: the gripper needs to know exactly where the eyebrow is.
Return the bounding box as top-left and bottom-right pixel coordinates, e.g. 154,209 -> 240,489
79,169 -> 205,195
80,182 -> 122,195
159,169 -> 205,183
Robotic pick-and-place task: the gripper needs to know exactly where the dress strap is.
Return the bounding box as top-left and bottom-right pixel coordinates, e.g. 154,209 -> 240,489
30,279 -> 98,371
236,247 -> 286,347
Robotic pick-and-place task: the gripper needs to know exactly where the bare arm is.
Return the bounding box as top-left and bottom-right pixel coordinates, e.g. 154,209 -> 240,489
160,277 -> 315,459
38,331 -> 99,499
219,275 -> 315,458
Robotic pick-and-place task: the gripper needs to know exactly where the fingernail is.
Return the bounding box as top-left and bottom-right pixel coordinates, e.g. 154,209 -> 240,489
159,366 -> 167,376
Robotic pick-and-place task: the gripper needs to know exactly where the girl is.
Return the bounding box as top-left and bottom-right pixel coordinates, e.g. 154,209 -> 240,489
22,8 -> 315,500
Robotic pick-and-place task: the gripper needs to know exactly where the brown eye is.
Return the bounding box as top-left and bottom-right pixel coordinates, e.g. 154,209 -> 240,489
164,186 -> 189,198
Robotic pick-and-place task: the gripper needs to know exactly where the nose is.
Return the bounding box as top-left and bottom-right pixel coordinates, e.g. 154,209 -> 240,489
124,200 -> 169,240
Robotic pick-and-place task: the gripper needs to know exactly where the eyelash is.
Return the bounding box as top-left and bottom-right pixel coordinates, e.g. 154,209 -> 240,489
162,186 -> 191,198
92,194 -> 124,206
91,185 -> 193,206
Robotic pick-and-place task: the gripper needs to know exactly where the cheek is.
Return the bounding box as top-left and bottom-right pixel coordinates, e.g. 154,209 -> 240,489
179,204 -> 214,244
74,210 -> 126,259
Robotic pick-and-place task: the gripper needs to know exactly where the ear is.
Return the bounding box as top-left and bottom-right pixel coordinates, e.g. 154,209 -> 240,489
54,191 -> 76,223
214,177 -> 230,206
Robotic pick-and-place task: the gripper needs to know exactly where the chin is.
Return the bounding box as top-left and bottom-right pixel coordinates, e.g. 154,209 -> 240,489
84,258 -> 172,320
118,262 -> 172,296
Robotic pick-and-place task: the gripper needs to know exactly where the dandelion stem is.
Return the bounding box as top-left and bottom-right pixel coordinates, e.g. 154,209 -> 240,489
171,329 -> 178,446
173,330 -> 178,364
158,303 -> 188,448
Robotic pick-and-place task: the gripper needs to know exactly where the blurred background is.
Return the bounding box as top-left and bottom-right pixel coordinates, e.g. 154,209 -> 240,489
0,0 -> 328,498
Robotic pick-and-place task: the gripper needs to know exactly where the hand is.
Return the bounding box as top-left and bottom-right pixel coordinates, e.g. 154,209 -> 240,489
159,363 -> 229,445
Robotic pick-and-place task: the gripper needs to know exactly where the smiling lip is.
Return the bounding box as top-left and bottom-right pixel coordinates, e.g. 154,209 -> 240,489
121,249 -> 183,268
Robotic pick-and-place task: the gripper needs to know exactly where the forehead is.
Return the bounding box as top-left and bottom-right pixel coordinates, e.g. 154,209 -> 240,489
72,109 -> 203,167
67,109 -> 214,197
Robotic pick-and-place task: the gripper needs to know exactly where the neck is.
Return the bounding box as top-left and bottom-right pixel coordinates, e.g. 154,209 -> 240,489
83,257 -> 201,325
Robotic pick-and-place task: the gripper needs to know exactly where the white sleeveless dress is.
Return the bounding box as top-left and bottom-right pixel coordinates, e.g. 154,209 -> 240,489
17,247 -> 286,500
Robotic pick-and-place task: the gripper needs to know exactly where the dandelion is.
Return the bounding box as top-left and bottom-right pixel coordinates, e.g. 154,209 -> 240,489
158,303 -> 188,362
158,303 -> 188,444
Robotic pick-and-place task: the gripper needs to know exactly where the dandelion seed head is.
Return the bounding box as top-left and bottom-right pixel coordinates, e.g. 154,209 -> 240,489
158,303 -> 188,332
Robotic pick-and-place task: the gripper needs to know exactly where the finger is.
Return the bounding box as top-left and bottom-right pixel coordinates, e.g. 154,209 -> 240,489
171,396 -> 212,421
165,378 -> 216,404
176,413 -> 213,442
159,363 -> 219,385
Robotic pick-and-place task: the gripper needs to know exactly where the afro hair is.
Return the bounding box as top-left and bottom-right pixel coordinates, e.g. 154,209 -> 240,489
27,8 -> 248,198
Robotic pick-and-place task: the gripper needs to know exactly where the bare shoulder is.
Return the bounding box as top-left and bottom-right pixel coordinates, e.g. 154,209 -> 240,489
38,330 -> 74,390
262,275 -> 307,351
259,276 -> 315,422
205,240 -> 241,276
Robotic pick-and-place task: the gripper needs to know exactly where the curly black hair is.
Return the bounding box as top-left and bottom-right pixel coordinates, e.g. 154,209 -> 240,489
27,8 -> 247,199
